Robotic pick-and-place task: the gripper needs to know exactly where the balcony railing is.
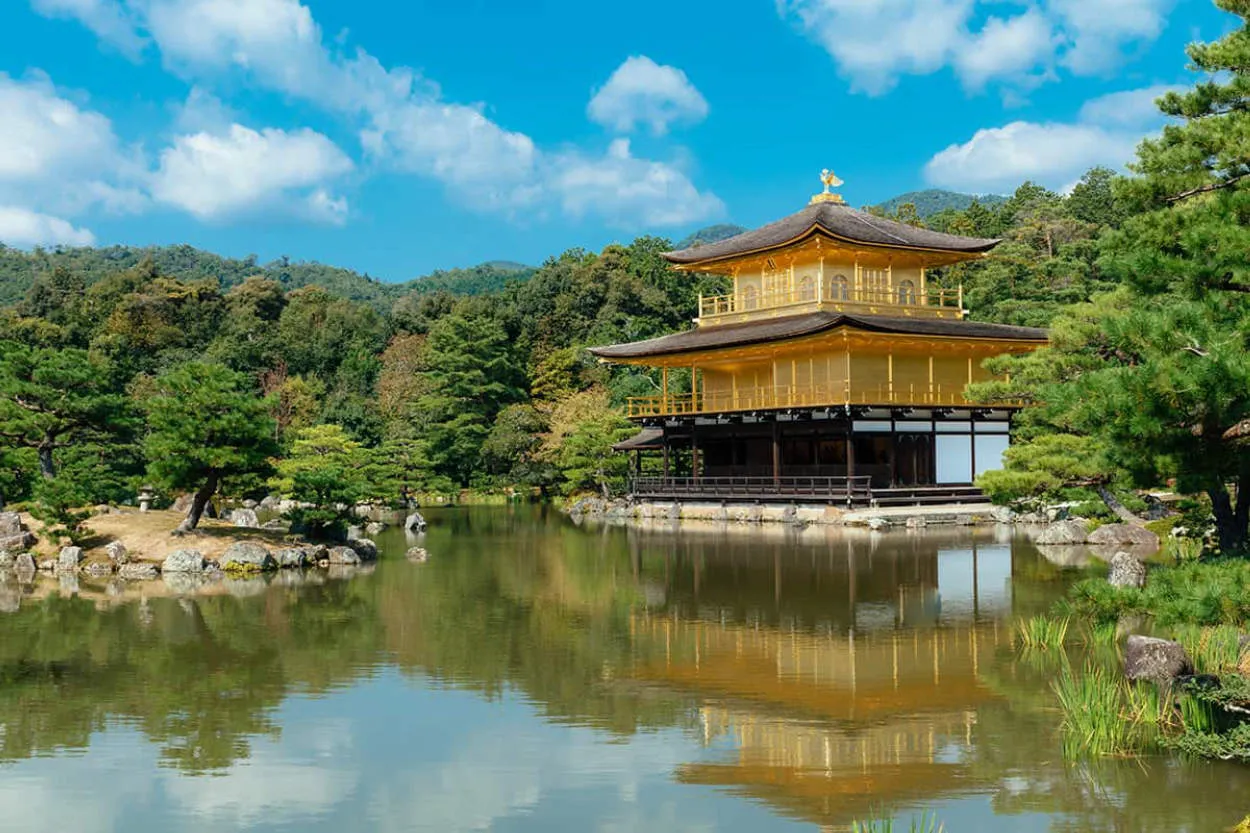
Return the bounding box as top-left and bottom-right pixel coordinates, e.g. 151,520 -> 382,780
698,283 -> 963,323
631,475 -> 874,502
626,382 -> 1015,418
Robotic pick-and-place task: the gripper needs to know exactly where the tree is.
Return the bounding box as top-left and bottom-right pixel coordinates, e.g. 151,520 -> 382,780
0,342 -> 134,479
270,424 -> 372,538
540,389 -> 635,497
144,362 -> 277,532
481,403 -> 555,489
416,309 -> 525,485
1067,167 -> 1130,227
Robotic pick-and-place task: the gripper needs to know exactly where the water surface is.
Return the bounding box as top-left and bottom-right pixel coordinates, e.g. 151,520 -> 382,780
1,507 -> 1247,832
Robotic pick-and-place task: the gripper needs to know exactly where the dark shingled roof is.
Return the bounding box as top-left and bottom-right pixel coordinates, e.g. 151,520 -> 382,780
589,311 -> 1047,361
664,201 -> 1000,264
613,427 -> 664,451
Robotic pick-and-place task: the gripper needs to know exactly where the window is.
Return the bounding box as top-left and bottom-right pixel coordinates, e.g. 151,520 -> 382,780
898,279 -> 918,305
741,285 -> 759,310
830,274 -> 849,301
797,274 -> 816,301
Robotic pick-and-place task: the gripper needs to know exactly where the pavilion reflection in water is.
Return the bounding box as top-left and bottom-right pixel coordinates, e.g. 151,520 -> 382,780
624,526 -> 1020,829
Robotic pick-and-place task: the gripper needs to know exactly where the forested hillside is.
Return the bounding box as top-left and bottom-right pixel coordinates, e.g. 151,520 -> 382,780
0,244 -> 533,309
874,189 -> 1008,219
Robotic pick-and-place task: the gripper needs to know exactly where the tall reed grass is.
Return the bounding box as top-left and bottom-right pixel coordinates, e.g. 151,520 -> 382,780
851,812 -> 945,833
1051,662 -> 1166,758
1013,615 -> 1072,650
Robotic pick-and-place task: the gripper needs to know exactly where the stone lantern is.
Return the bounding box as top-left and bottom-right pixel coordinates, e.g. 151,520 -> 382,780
138,485 -> 156,513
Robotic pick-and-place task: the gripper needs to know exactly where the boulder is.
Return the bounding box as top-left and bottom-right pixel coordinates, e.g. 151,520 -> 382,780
118,563 -> 160,581
274,547 -> 312,569
219,542 -> 277,573
305,544 -> 329,565
1108,551 -> 1148,589
0,531 -> 36,554
1035,519 -> 1090,546
83,561 -> 114,578
346,525 -> 364,541
13,553 -> 36,575
57,546 -> 84,573
0,512 -> 22,536
38,559 -> 55,572
405,547 -> 429,563
347,538 -> 378,562
162,549 -> 208,573
327,546 -> 361,566
364,521 -> 387,535
404,511 -> 427,532
105,541 -> 129,565
242,499 -> 259,510
1087,523 -> 1160,548
261,519 -> 286,530
989,506 -> 1017,524
866,517 -> 889,531
1124,635 -> 1194,685
906,516 -> 928,529
259,495 -> 282,511
0,552 -> 11,568
230,508 -> 259,528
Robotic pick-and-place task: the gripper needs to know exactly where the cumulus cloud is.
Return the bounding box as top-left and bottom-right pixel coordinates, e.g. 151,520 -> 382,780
778,0 -> 1173,94
552,139 -> 724,228
923,85 -> 1174,191
150,123 -> 353,222
587,56 -> 709,135
0,206 -> 96,247
40,0 -> 721,229
30,0 -> 146,57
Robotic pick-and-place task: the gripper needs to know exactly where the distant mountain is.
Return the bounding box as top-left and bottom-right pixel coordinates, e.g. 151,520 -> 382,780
873,189 -> 1008,219
0,243 -> 533,309
675,224 -> 748,250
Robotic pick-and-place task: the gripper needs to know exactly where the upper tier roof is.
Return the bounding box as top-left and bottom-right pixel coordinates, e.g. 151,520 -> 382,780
664,201 -> 1000,265
589,311 -> 1047,361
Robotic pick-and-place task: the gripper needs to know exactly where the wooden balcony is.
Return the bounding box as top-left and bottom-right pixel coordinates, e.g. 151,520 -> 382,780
698,281 -> 963,325
632,475 -> 873,503
626,382 -> 1013,419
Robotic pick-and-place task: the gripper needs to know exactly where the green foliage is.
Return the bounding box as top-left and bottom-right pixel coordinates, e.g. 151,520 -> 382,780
1052,662 -> 1166,758
673,224 -> 748,249
270,424 -> 373,538
27,474 -> 92,545
1065,559 -> 1250,628
873,188 -> 1007,219
1013,615 -> 1072,650
851,811 -> 946,833
143,362 -> 277,526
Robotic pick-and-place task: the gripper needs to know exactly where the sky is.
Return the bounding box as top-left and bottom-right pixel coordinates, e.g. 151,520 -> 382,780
0,0 -> 1235,281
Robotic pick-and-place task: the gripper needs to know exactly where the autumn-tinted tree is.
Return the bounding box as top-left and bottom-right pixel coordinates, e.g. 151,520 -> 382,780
270,424 -> 373,538
144,363 -> 277,532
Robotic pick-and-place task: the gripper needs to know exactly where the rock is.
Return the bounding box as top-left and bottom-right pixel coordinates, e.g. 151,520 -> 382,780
220,542 -> 278,573
261,519 -> 286,530
305,544 -> 329,564
1124,635 -> 1194,685
1045,505 -> 1071,522
105,541 -> 129,565
118,563 -> 160,581
37,559 -> 55,572
83,561 -> 114,578
405,547 -> 429,563
230,508 -> 259,528
13,553 -> 36,575
404,511 -> 427,532
327,546 -> 361,565
866,517 -> 889,531
1108,551 -> 1148,589
990,506 -> 1017,524
364,521 -> 387,535
242,499 -> 259,509
782,505 -> 798,525
274,547 -> 311,569
0,587 -> 20,614
259,494 -> 282,511
58,573 -> 79,595
955,514 -> 978,526
57,546 -> 84,573
1087,523 -> 1160,548
0,531 -> 36,553
1035,519 -> 1090,546
0,512 -> 22,536
171,493 -> 195,513
347,538 -> 378,562
906,516 -> 927,529
346,525 -> 364,541
0,552 -> 11,568
162,549 -> 208,573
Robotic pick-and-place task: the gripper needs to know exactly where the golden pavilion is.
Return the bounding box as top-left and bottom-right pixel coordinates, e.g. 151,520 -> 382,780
591,172 -> 1047,504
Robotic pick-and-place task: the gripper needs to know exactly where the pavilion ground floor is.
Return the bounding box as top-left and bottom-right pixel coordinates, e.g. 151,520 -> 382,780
619,405 -> 1015,506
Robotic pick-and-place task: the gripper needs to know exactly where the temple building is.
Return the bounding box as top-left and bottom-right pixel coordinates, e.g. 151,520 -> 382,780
591,172 -> 1047,504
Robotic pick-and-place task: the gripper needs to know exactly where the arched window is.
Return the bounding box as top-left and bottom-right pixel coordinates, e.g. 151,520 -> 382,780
897,279 -> 918,305
797,274 -> 816,301
741,285 -> 759,310
830,274 -> 849,301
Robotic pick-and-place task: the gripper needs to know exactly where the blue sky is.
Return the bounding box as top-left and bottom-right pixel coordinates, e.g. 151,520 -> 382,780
0,0 -> 1234,281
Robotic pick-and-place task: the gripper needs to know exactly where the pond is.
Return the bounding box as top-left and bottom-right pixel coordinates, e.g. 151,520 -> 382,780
0,506 -> 1247,832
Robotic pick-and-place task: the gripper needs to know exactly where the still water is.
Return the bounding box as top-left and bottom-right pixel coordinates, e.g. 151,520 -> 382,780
1,507 -> 1248,832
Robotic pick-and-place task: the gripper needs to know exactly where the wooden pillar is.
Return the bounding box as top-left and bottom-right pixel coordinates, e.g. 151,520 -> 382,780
889,416 -> 898,488
661,367 -> 669,414
692,428 -> 701,484
847,423 -> 856,500
771,419 -> 781,486
662,439 -> 670,482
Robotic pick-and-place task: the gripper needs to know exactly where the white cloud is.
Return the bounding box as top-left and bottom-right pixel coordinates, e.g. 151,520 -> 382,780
150,123 -> 353,221
956,10 -> 1057,90
30,0 -> 146,57
0,206 -> 96,247
587,56 -> 709,135
923,84 -> 1174,191
1051,0 -> 1174,74
552,139 -> 724,228
778,0 -> 1173,94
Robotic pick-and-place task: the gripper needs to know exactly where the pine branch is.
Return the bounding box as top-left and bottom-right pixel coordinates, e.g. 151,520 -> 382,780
1166,173 -> 1250,204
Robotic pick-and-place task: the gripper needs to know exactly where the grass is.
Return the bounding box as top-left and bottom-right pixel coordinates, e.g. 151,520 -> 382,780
1051,662 -> 1167,758
852,812 -> 945,833
1171,625 -> 1246,674
1063,557 -> 1250,628
1013,615 -> 1072,650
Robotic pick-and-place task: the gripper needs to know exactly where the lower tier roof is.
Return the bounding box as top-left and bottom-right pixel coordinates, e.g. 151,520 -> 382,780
589,311 -> 1047,361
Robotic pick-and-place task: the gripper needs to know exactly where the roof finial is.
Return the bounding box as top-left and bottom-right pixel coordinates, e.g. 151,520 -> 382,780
811,168 -> 846,205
